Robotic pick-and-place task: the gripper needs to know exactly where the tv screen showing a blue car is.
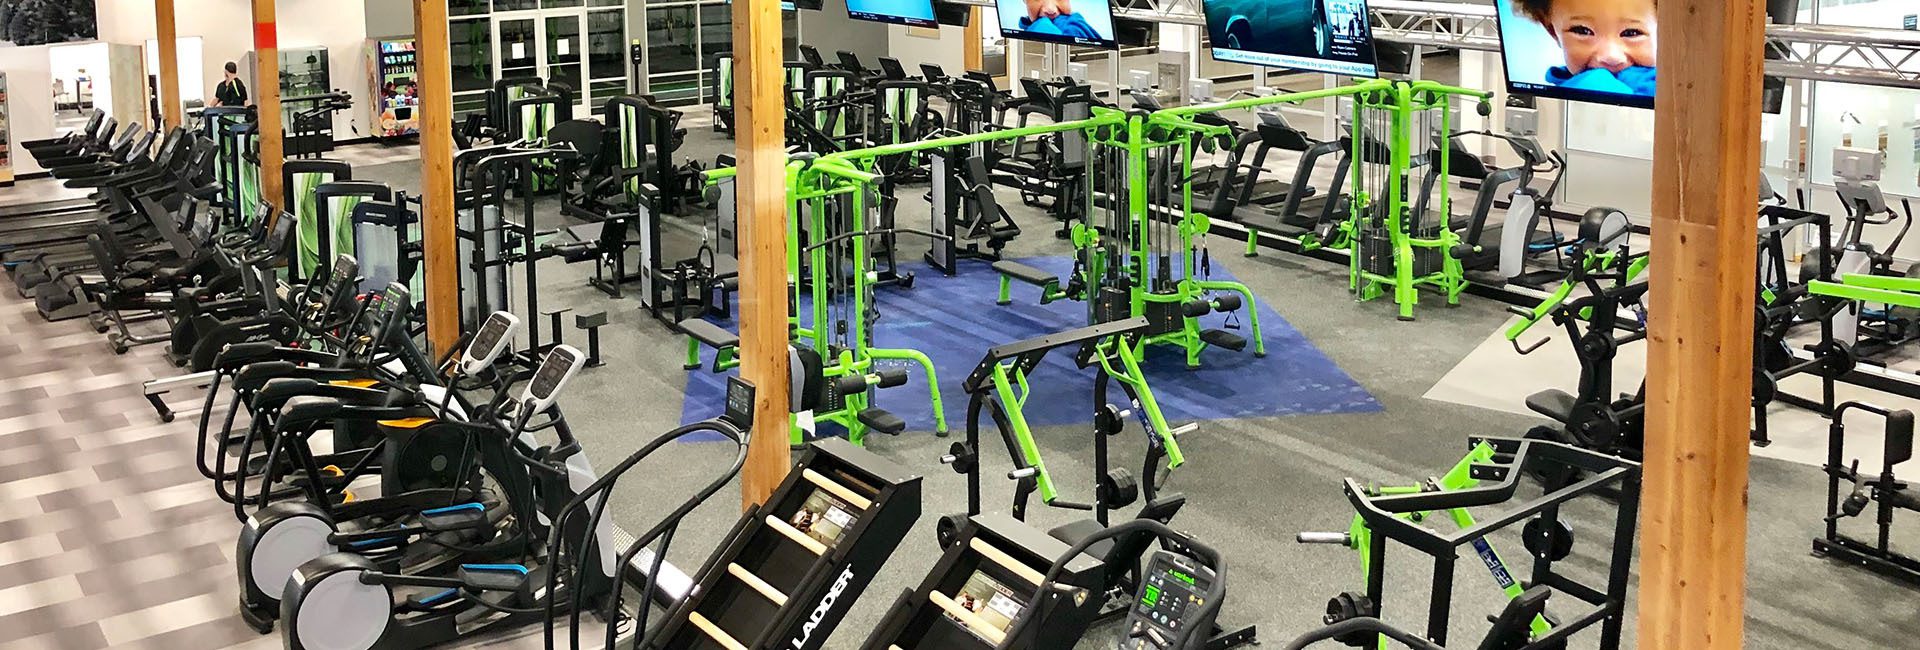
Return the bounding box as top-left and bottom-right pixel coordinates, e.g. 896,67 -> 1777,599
1201,0 -> 1379,78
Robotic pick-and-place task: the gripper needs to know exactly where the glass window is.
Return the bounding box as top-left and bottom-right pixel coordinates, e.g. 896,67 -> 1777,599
590,80 -> 626,109
1814,0 -> 1907,28
648,6 -> 699,79
1808,82 -> 1920,197
543,0 -> 584,7
784,11 -> 799,59
451,19 -> 494,93
452,0 -> 489,17
700,3 -> 732,71
591,0 -> 623,6
455,92 -> 491,120
588,9 -> 626,80
494,0 -> 537,11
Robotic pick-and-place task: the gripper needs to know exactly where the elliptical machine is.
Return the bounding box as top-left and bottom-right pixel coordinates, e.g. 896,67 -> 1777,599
276,343 -> 617,650
1804,146 -> 1920,354
1505,208 -> 1646,460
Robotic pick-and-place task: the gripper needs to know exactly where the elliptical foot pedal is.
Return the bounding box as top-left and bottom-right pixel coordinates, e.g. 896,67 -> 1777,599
858,408 -> 907,435
457,564 -> 530,592
1199,329 -> 1248,352
418,502 -> 490,532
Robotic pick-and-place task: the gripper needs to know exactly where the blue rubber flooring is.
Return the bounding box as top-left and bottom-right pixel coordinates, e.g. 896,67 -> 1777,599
678,257 -> 1380,439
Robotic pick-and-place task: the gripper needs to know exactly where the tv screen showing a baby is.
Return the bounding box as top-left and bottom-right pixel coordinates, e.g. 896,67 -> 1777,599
1495,0 -> 1657,108
1201,0 -> 1378,78
997,0 -> 1118,49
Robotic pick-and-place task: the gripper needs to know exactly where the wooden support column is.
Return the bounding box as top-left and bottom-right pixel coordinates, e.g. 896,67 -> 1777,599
154,0 -> 182,130
733,0 -> 792,508
964,9 -> 982,72
415,0 -> 460,355
251,0 -> 285,208
1639,1 -> 1766,647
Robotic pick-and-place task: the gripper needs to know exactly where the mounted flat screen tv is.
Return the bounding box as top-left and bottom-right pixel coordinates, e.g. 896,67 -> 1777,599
1201,0 -> 1379,78
1493,0 -> 1656,109
846,0 -> 938,28
996,0 -> 1119,49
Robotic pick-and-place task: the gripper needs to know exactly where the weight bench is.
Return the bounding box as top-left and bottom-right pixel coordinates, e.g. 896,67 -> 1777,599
678,319 -> 739,371
993,260 -> 1065,305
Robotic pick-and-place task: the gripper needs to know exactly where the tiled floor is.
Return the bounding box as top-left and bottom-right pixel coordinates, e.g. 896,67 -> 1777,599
0,284 -> 585,649
0,290 -> 280,650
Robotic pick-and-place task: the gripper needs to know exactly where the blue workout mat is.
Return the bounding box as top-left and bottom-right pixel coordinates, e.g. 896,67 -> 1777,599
677,257 -> 1379,439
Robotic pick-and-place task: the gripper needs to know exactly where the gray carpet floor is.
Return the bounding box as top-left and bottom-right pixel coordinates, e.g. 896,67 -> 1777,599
63,117 -> 1895,649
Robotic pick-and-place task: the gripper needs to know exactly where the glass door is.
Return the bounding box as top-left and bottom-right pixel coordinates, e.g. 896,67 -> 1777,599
496,17 -> 539,84
543,12 -> 585,113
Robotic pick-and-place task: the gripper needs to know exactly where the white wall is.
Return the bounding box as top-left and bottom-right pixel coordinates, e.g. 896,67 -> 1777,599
0,45 -> 58,175
886,24 -> 965,77
96,0 -> 373,141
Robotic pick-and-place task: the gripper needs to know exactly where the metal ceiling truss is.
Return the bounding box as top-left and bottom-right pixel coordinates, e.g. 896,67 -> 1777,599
946,0 -> 1920,90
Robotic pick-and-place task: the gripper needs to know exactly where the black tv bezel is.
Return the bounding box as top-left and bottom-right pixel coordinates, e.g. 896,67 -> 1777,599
1199,0 -> 1382,79
993,0 -> 1121,50
1490,0 -> 1655,110
845,0 -> 939,28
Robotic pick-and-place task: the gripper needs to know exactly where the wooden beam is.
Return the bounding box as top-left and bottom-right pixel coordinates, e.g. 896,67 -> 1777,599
154,0 -> 182,130
251,0 -> 284,209
415,0 -> 460,356
964,9 -> 982,72
1639,1 -> 1766,648
733,0 -> 792,509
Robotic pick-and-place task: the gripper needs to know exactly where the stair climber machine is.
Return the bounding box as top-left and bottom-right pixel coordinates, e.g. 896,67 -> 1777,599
1298,437 -> 1642,650
932,318 -> 1260,648
1445,108 -> 1573,287
273,342 -> 623,650
864,516 -> 1234,650
1802,146 -> 1920,360
232,304 -> 523,631
1503,209 -> 1648,461
548,433 -> 923,650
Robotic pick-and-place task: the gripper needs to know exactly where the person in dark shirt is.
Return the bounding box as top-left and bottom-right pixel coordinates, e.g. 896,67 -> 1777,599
212,61 -> 249,107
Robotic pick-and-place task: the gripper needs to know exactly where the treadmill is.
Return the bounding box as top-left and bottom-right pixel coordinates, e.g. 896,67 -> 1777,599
1,111 -> 112,219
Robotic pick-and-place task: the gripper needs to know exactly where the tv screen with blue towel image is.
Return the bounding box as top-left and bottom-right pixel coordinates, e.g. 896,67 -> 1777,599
996,0 -> 1119,49
1201,0 -> 1378,78
1493,0 -> 1657,109
847,0 -> 939,27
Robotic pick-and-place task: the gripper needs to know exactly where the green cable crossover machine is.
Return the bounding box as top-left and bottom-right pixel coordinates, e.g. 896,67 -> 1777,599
1150,80 -> 1493,321
686,154 -> 950,447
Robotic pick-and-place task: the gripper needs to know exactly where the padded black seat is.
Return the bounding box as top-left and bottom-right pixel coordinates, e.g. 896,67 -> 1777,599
992,260 -> 1057,286
678,319 -> 740,349
857,408 -> 906,435
1526,389 -> 1577,424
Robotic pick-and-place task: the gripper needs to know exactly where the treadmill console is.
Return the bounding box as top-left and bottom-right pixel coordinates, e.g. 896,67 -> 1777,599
1119,550 -> 1217,650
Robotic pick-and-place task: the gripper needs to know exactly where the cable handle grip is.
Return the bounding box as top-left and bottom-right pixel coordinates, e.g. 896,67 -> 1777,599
1297,532 -> 1351,546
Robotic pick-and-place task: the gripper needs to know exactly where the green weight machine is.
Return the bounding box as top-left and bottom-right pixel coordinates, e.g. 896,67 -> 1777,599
686,154 -> 949,447
1298,436 -> 1642,650
1346,82 -> 1491,320
1152,81 -> 1493,321
938,317 -> 1189,534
